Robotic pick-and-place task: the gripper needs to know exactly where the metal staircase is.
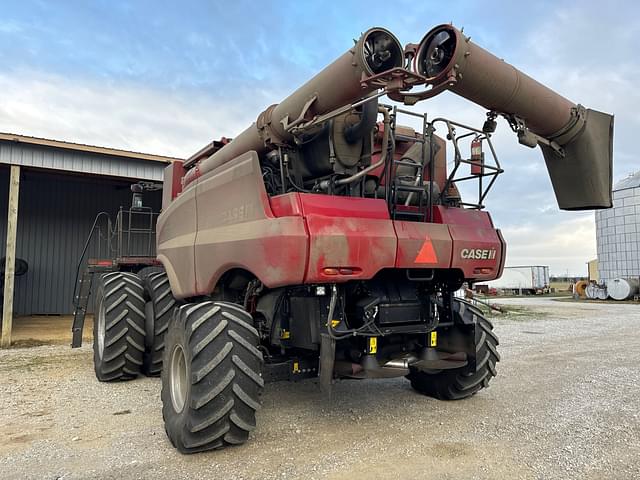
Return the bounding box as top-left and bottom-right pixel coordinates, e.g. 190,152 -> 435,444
71,205 -> 159,347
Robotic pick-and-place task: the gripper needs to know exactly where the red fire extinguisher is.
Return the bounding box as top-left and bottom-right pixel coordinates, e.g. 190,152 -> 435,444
471,137 -> 483,175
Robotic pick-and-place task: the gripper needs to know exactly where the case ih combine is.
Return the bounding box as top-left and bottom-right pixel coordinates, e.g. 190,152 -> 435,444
73,24 -> 613,453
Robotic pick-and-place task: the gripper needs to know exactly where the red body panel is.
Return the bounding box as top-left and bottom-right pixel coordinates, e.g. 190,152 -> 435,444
270,194 -> 503,283
298,196 -> 396,282
304,215 -> 396,282
271,193 -> 397,283
394,221 -> 452,268
270,193 -> 392,220
434,206 -> 503,281
193,154 -> 308,294
161,161 -> 185,210
157,156 -> 504,299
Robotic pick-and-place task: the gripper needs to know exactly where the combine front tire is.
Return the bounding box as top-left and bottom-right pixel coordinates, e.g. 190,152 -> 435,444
142,270 -> 177,376
407,299 -> 500,400
93,272 -> 147,381
162,301 -> 264,453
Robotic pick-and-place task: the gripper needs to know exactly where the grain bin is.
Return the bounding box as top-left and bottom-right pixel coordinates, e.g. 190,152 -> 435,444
595,172 -> 640,284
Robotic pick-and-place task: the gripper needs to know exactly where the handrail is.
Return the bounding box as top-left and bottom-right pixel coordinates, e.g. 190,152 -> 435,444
71,211 -> 111,310
114,207 -> 158,258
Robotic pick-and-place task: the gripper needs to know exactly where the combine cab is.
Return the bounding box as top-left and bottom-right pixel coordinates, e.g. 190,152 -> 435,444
75,25 -> 613,452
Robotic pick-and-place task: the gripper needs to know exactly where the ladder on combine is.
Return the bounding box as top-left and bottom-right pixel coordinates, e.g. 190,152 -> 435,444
386,106 -> 503,221
71,206 -> 159,347
71,260 -> 115,347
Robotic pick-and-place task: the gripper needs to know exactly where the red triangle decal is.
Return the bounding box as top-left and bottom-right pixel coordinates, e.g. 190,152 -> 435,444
415,238 -> 438,264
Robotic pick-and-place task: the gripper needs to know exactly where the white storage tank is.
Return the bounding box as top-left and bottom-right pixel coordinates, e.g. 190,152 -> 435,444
607,278 -> 640,301
585,284 -> 598,299
585,284 -> 608,300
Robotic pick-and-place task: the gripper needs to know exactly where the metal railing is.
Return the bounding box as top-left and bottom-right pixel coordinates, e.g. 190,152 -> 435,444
72,207 -> 158,311
385,106 -> 505,219
431,117 -> 503,210
72,212 -> 112,311
113,206 -> 158,259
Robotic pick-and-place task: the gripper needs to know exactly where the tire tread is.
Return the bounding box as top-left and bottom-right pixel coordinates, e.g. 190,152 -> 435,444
407,298 -> 500,400
161,301 -> 264,453
93,272 -> 146,382
142,270 -> 178,376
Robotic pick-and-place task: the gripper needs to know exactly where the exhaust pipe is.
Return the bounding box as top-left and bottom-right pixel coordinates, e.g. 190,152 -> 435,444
412,24 -> 613,210
183,27 -> 404,187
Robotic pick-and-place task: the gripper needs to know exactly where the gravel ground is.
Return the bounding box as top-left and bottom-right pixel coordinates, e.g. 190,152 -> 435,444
1,297 -> 639,480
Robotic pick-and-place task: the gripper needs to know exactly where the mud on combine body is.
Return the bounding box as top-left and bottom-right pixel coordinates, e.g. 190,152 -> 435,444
80,25 -> 613,453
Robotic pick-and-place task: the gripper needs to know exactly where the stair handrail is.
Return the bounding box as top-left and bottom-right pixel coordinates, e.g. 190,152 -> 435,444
72,211 -> 111,311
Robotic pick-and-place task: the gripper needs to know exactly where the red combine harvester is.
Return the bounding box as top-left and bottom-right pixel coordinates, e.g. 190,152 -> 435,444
74,25 -> 613,453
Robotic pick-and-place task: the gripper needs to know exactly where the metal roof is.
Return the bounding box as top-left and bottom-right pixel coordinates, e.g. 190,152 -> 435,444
0,132 -> 183,181
614,171 -> 640,191
0,132 -> 182,163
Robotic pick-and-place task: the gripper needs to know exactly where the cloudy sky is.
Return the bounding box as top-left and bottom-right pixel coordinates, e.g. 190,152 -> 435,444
1,0 -> 638,275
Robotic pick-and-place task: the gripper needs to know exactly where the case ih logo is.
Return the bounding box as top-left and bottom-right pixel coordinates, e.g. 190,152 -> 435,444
461,248 -> 497,260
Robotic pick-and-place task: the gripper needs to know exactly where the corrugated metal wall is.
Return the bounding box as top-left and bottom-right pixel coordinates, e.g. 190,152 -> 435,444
0,166 -> 161,315
0,141 -> 165,181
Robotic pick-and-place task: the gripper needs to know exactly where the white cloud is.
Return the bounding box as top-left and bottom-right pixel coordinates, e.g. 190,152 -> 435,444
520,5 -> 640,181
0,70 -> 282,158
1,4 -> 631,278
500,215 -> 596,276
0,20 -> 23,34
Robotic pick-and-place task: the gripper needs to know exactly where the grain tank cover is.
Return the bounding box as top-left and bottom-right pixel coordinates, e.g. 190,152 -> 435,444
414,24 -> 614,211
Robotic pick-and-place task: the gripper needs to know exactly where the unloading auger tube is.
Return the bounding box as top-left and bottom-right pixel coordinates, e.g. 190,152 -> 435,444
397,23 -> 614,210
182,27 -> 404,187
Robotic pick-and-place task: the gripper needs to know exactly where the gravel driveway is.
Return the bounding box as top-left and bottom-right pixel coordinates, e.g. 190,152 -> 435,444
1,297 -> 639,479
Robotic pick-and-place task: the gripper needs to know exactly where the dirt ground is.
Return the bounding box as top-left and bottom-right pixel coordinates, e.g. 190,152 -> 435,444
6,315 -> 93,348
1,298 -> 639,480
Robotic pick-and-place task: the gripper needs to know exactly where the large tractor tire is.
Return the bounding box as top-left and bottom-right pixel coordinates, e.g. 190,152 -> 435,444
162,301 -> 264,453
142,270 -> 177,376
407,299 -> 500,400
137,266 -> 164,281
93,271 -> 147,382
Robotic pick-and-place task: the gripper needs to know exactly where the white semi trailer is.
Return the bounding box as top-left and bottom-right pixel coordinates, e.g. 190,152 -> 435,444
481,266 -> 550,294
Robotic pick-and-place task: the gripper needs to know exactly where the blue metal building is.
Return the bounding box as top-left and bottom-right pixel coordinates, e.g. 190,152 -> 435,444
0,132 -> 179,316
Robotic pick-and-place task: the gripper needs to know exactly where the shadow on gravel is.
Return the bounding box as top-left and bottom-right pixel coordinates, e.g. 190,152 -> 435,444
8,338 -> 54,348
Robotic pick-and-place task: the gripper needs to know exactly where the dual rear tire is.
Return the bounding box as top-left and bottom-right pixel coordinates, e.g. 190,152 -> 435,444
93,269 -> 175,380
92,276 -> 264,452
142,271 -> 176,376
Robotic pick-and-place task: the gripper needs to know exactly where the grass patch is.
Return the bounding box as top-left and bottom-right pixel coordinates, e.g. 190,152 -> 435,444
486,293 -> 571,299
471,301 -> 547,321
